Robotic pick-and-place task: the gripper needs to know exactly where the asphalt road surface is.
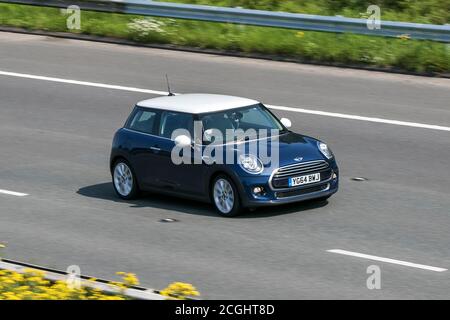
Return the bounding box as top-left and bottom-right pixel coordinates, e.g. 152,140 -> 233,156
0,32 -> 449,299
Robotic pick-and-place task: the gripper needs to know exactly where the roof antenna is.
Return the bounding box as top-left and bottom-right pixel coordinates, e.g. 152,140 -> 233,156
166,74 -> 175,96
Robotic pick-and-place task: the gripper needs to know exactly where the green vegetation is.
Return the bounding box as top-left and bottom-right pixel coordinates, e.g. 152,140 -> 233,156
163,0 -> 450,24
0,3 -> 449,74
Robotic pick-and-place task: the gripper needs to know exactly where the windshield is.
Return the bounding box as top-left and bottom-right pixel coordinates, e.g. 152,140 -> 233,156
199,104 -> 285,144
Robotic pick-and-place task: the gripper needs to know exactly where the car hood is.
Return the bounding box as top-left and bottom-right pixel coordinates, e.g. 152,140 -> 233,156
274,132 -> 325,167
228,131 -> 326,168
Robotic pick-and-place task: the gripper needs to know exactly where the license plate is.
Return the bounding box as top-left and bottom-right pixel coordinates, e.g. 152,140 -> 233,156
289,173 -> 321,187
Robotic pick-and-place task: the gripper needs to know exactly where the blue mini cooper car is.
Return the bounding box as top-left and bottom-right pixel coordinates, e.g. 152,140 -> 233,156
110,94 -> 338,216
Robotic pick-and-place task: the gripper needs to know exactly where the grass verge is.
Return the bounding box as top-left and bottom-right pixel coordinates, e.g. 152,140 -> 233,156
0,3 -> 449,75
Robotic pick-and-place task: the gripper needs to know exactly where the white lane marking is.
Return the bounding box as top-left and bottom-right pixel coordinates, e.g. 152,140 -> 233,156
327,249 -> 447,272
1,70 -> 450,132
0,70 -> 168,96
0,189 -> 28,197
268,105 -> 450,132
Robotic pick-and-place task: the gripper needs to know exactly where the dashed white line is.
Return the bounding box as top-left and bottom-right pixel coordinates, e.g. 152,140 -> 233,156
0,189 -> 28,197
1,70 -> 450,132
327,249 -> 447,272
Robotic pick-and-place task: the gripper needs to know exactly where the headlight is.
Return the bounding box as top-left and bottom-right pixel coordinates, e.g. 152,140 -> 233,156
239,154 -> 264,174
318,142 -> 334,159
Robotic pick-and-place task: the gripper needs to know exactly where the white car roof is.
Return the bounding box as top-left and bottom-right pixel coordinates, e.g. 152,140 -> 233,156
136,94 -> 259,114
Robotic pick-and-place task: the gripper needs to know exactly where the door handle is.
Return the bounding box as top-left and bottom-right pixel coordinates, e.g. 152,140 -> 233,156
150,146 -> 161,151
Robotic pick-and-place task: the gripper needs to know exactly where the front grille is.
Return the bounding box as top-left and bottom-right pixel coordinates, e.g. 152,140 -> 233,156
275,184 -> 329,199
271,160 -> 330,189
274,160 -> 329,178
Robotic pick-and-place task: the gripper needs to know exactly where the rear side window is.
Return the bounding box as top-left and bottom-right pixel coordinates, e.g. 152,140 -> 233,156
128,109 -> 158,135
159,111 -> 193,139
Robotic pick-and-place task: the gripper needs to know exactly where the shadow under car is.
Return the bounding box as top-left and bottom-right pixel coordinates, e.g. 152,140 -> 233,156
77,182 -> 329,218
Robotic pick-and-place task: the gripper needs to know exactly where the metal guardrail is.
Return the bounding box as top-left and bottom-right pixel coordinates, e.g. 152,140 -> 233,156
1,0 -> 449,42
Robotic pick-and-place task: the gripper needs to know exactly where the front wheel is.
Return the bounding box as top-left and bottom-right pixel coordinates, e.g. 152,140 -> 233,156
113,160 -> 139,200
211,175 -> 242,217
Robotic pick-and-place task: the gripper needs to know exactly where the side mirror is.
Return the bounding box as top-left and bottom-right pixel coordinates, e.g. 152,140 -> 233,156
280,118 -> 292,129
174,135 -> 192,148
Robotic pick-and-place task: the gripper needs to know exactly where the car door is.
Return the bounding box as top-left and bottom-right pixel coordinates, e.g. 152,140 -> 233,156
153,111 -> 206,195
125,107 -> 162,188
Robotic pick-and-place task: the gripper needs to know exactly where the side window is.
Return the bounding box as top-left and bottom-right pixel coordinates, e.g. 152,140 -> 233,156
128,109 -> 158,135
159,111 -> 193,139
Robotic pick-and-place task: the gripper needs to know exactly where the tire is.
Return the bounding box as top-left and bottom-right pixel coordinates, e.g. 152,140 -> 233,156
211,174 -> 242,217
112,159 -> 140,200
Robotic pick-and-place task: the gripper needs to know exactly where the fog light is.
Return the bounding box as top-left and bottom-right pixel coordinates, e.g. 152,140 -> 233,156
253,187 -> 265,195
332,172 -> 338,180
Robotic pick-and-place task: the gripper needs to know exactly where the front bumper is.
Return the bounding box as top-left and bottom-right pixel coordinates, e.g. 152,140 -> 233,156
237,167 -> 339,208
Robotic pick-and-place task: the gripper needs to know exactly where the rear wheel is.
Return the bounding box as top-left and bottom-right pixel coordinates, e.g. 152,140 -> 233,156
113,160 -> 139,200
211,175 -> 242,217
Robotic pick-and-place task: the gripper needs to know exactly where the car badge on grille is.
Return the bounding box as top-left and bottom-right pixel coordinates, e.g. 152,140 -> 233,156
294,157 -> 303,162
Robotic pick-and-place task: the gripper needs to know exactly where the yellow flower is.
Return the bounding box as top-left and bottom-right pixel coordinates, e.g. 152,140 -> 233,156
122,273 -> 139,286
0,268 -> 151,300
397,34 -> 410,40
16,285 -> 30,291
296,31 -> 305,38
160,282 -> 200,300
